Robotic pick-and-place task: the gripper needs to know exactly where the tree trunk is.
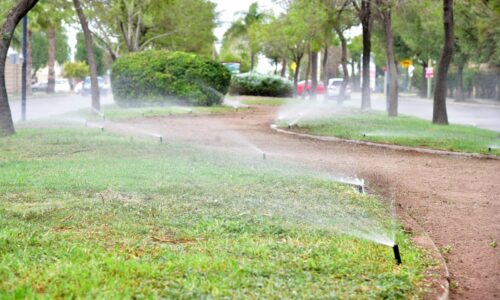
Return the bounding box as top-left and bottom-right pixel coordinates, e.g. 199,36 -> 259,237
74,0 -> 100,111
303,47 -> 311,99
455,59 -> 465,102
27,29 -> 32,95
293,56 -> 302,98
311,51 -> 318,100
0,0 -> 39,136
47,26 -> 56,94
433,0 -> 454,125
281,58 -> 287,77
383,7 -> 398,117
420,61 -> 428,97
322,45 -> 329,89
360,0 -> 372,110
336,27 -> 350,103
250,51 -> 255,72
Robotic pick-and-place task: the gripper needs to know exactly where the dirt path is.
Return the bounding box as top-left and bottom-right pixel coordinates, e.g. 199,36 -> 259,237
117,105 -> 499,299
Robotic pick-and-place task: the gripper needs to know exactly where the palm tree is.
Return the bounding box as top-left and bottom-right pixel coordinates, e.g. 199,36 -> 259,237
224,2 -> 267,71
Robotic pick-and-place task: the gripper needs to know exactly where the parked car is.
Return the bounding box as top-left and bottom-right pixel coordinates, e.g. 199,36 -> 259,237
54,79 -> 71,93
296,80 -> 325,96
327,78 -> 351,100
82,76 -> 110,96
31,81 -> 47,93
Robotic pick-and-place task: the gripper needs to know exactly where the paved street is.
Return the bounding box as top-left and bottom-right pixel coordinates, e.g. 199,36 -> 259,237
7,92 -> 500,132
345,93 -> 500,132
9,94 -> 114,123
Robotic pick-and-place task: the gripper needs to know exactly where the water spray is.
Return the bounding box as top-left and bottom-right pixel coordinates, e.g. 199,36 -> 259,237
393,244 -> 402,264
92,108 -> 105,120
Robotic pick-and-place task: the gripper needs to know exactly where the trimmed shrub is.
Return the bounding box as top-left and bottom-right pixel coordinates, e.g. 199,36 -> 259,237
111,51 -> 231,106
229,73 -> 293,97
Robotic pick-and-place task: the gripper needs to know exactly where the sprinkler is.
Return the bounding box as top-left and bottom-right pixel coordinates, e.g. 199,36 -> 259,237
159,136 -> 164,143
363,133 -> 367,137
288,123 -> 293,129
393,244 -> 402,265
489,147 -> 492,152
262,152 -> 266,160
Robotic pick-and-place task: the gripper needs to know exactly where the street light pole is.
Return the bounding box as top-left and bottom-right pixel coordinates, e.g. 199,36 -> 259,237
21,15 -> 28,121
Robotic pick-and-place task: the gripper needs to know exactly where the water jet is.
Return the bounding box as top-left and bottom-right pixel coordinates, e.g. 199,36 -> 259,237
393,244 -> 402,264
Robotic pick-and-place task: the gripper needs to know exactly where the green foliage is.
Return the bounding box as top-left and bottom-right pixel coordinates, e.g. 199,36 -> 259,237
111,51 -> 231,106
230,73 -> 293,97
63,61 -> 89,81
75,32 -> 105,76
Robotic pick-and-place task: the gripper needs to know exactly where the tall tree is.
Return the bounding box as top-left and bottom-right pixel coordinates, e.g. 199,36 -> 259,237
433,0 -> 454,124
223,3 -> 267,71
73,0 -> 100,111
353,0 -> 373,110
0,0 -> 39,136
375,0 -> 398,116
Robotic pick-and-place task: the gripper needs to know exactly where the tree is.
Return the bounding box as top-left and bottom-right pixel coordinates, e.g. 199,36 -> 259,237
73,0 -> 100,112
433,0 -> 454,125
393,0 -> 442,97
223,2 -> 268,71
63,61 -> 89,90
375,0 -> 398,116
75,32 -> 104,75
0,0 -> 39,136
353,0 -> 373,110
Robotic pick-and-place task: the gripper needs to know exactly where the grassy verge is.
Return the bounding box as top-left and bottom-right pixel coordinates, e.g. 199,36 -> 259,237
77,104 -> 245,121
0,128 -> 426,298
238,96 -> 300,107
281,113 -> 500,155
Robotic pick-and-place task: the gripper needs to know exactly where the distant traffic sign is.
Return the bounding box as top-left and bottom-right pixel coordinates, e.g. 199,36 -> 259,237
400,59 -> 412,69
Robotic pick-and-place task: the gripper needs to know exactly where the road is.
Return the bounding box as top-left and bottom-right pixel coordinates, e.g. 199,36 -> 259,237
344,93 -> 500,132
7,92 -> 500,131
8,94 -> 114,123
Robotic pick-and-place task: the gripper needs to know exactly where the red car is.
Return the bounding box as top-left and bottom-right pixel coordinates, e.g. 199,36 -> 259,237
297,80 -> 325,96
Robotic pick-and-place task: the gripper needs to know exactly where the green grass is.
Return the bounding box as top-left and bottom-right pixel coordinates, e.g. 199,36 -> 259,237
241,97 -> 300,107
78,104 -> 245,121
0,128 -> 427,298
283,112 -> 500,155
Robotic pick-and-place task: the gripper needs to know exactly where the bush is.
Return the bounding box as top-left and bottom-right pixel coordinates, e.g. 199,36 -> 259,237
111,51 -> 231,106
229,73 -> 293,97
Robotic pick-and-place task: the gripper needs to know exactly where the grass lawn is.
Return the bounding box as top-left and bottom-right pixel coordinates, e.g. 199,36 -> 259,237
281,112 -> 500,155
78,104 -> 245,121
0,128 -> 426,298
239,96 -> 300,107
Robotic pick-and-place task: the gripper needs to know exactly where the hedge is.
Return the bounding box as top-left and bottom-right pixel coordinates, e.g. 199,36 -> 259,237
111,51 -> 231,106
229,73 -> 293,97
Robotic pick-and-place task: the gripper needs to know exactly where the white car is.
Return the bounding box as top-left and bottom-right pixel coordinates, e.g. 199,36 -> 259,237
327,78 -> 351,100
54,79 -> 71,93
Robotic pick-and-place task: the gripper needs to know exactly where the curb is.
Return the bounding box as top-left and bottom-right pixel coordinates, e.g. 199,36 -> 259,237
270,125 -> 499,160
397,207 -> 450,300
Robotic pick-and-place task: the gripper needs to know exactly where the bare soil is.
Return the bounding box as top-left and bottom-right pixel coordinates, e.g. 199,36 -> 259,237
116,105 -> 499,299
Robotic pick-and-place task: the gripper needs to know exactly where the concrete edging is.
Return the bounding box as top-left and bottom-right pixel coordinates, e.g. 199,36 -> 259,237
270,125 -> 499,160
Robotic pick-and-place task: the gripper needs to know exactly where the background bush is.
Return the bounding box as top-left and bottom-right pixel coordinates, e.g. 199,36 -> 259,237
111,51 -> 231,106
229,73 -> 293,97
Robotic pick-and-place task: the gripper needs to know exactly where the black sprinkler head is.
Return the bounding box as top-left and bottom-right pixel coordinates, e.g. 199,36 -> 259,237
393,244 -> 402,265
159,136 -> 164,143
262,153 -> 266,160
488,147 -> 492,152
363,133 -> 367,137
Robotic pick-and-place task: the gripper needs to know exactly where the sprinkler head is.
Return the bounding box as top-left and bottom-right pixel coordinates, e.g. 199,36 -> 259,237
288,123 -> 292,129
159,136 -> 164,143
262,152 -> 266,160
363,133 -> 367,137
488,147 -> 492,152
393,244 -> 402,265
